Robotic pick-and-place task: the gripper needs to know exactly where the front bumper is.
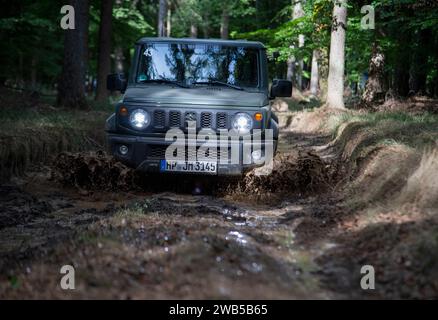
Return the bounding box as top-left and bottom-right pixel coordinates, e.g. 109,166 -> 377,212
107,133 -> 275,176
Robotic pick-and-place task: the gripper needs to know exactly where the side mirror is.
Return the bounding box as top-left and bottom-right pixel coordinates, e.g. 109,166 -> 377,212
107,73 -> 127,93
270,79 -> 292,98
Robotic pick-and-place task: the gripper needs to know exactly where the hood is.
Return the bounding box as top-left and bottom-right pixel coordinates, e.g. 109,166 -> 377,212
123,85 -> 269,107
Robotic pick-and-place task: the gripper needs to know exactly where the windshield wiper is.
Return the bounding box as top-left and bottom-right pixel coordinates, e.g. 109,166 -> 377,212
138,78 -> 189,88
193,80 -> 244,91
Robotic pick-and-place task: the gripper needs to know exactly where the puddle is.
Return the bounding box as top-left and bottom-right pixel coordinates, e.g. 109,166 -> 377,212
226,231 -> 250,245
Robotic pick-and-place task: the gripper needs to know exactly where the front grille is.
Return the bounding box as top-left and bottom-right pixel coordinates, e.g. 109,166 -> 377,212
216,112 -> 228,129
200,112 -> 212,128
153,110 -> 165,128
142,109 -> 236,133
169,111 -> 181,127
148,145 -> 167,159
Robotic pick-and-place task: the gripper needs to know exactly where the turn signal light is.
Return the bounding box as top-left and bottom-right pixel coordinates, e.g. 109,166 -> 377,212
119,106 -> 128,116
254,113 -> 263,121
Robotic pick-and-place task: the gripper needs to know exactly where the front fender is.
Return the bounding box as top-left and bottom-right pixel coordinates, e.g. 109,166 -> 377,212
105,113 -> 116,132
269,117 -> 279,141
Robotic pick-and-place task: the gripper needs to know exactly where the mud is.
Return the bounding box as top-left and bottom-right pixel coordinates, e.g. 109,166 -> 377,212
0,133 -> 342,299
1,127 -> 435,299
0,185 -> 340,299
52,151 -> 139,191
51,149 -> 330,201
0,185 -> 53,230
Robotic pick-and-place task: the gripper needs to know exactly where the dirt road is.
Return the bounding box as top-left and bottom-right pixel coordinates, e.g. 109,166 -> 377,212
0,130 -> 368,299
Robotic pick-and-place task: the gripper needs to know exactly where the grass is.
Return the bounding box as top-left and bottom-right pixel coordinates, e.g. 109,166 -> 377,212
0,93 -> 116,181
327,111 -> 438,153
321,108 -> 438,214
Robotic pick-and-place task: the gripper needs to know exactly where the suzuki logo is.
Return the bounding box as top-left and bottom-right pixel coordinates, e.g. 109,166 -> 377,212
185,112 -> 197,123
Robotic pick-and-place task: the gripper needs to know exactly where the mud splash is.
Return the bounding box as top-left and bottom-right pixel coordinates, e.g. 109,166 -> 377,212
52,151 -> 138,191
51,150 -> 330,200
225,151 -> 330,203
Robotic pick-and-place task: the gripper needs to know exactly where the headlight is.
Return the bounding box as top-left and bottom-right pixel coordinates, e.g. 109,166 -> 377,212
232,113 -> 253,134
129,109 -> 150,129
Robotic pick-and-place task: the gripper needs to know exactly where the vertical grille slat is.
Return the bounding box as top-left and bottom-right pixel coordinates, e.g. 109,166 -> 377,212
216,112 -> 228,129
169,111 -> 181,128
153,110 -> 165,128
200,112 -> 212,128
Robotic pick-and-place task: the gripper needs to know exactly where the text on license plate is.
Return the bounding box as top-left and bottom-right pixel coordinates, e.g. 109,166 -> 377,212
160,160 -> 217,173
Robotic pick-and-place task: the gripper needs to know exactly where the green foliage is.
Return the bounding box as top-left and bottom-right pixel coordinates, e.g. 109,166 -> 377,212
0,0 -> 64,87
0,0 -> 437,96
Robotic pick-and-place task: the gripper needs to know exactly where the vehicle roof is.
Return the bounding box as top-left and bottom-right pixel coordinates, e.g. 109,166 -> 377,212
136,37 -> 266,49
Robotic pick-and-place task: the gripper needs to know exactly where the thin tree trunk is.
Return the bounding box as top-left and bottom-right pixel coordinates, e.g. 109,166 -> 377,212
57,0 -> 89,109
190,24 -> 198,38
202,17 -> 209,38
362,42 -> 385,105
286,56 -> 295,82
393,35 -> 410,97
294,1 -> 305,90
95,0 -> 114,102
310,50 -> 319,96
409,29 -> 429,95
114,47 -> 125,73
157,0 -> 167,37
326,0 -> 347,109
166,3 -> 171,37
31,57 -> 37,89
220,9 -> 230,39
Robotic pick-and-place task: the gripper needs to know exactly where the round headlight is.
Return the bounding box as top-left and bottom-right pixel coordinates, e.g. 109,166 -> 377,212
129,109 -> 150,129
232,113 -> 253,134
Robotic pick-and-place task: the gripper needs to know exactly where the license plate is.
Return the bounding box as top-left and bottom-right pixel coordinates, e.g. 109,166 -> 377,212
160,160 -> 217,174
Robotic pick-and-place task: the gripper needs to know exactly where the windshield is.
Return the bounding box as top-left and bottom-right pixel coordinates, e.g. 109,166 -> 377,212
136,43 -> 259,88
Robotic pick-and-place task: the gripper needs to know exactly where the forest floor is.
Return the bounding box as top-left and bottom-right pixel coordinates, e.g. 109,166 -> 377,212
0,91 -> 437,299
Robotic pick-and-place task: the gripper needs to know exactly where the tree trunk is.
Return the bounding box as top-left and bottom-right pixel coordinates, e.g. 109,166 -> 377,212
409,29 -> 429,95
392,30 -> 410,97
114,47 -> 125,74
286,0 -> 304,88
293,1 -> 305,90
30,57 -> 37,89
286,56 -> 295,82
220,9 -> 230,39
310,50 -> 319,96
326,0 -> 347,109
362,43 -> 385,105
157,0 -> 167,37
95,0 -> 114,102
190,24 -> 198,38
57,0 -> 89,109
166,3 -> 171,37
202,17 -> 209,38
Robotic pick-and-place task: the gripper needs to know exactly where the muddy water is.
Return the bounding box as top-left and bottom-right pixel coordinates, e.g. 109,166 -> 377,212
0,132 -> 341,299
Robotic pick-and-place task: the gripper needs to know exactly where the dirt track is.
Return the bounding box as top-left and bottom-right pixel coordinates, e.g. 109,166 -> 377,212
1,127 -> 432,299
0,129 -> 350,299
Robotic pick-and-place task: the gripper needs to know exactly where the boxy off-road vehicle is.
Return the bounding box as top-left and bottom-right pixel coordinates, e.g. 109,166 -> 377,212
106,37 -> 292,176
